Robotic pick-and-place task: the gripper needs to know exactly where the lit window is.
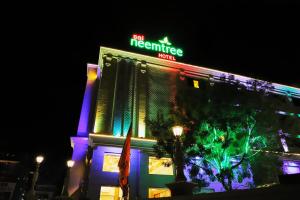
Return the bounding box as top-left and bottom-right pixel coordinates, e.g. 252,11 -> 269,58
149,157 -> 173,175
100,186 -> 122,200
193,80 -> 199,88
149,188 -> 171,198
283,160 -> 300,174
103,153 -> 120,172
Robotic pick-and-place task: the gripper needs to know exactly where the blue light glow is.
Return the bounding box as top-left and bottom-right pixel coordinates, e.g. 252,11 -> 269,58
283,160 -> 300,174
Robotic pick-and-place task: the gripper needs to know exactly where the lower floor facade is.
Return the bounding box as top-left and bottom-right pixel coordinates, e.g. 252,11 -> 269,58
67,136 -> 300,200
87,146 -> 174,200
68,136 -> 174,200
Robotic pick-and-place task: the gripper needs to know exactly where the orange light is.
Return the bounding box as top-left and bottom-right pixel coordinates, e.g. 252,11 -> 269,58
88,70 -> 97,81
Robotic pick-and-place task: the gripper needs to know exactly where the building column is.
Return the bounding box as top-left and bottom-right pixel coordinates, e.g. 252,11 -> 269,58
77,64 -> 100,137
68,63 -> 100,197
68,137 -> 89,197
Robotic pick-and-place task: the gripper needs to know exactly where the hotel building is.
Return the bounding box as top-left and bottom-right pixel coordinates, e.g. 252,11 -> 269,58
67,47 -> 300,200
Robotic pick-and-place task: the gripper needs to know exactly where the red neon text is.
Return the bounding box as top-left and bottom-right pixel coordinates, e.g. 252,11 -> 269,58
132,34 -> 144,41
158,53 -> 176,61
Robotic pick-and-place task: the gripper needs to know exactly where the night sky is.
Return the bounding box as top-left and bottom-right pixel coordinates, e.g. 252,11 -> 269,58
1,1 -> 299,184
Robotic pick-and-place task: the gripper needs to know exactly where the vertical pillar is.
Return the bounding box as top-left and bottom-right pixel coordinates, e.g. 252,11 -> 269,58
68,63 -> 100,197
68,137 -> 89,197
136,62 -> 147,138
93,57 -> 117,134
77,64 -> 100,137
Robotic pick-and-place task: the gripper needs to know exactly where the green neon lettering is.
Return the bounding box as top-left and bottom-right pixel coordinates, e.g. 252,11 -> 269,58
130,38 -> 138,47
145,42 -> 151,49
161,44 -> 166,53
177,49 -> 183,57
138,40 -> 145,48
170,47 -> 176,55
152,43 -> 161,51
130,36 -> 184,57
165,46 -> 170,53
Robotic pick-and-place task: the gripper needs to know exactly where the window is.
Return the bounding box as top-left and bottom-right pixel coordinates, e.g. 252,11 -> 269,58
186,77 -> 202,89
100,186 -> 122,200
148,157 -> 173,175
283,160 -> 300,174
148,188 -> 171,198
193,80 -> 199,88
103,153 -> 120,172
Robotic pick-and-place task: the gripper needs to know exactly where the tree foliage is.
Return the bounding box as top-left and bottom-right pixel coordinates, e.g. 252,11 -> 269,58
148,76 -> 300,191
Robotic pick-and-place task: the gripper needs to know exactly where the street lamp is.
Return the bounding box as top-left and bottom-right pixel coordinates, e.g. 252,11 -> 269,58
67,160 -> 75,168
172,126 -> 186,182
61,160 -> 75,196
172,126 -> 183,137
26,155 -> 44,200
166,126 -> 197,196
36,156 -> 44,164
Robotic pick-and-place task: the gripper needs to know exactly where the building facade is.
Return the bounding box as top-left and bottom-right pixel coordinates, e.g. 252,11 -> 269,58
68,47 -> 300,200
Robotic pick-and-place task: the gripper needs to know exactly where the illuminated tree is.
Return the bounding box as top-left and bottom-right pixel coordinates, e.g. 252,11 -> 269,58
149,76 -> 300,191
185,120 -> 261,191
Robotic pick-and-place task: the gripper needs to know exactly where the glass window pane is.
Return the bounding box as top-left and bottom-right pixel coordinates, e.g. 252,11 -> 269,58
103,153 -> 120,172
100,186 -> 122,200
149,157 -> 173,175
149,188 -> 171,198
283,160 -> 300,174
193,80 -> 199,88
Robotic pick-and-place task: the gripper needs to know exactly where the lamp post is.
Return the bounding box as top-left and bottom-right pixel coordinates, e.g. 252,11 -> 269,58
26,155 -> 44,200
172,126 -> 186,182
61,160 -> 75,196
166,126 -> 196,196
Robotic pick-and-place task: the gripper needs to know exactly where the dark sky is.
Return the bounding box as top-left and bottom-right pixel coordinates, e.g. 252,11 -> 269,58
1,1 -> 299,184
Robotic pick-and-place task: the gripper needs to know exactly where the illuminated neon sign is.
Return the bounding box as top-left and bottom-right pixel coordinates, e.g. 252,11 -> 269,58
130,34 -> 183,61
